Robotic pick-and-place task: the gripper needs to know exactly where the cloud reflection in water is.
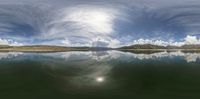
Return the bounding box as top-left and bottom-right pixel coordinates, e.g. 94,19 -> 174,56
31,51 -> 199,91
0,51 -> 199,91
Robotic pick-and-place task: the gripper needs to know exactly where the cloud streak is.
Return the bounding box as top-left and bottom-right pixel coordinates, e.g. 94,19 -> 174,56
0,0 -> 200,47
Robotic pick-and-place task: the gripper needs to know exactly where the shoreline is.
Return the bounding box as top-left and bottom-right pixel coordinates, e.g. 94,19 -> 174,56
0,45 -> 200,53
0,48 -> 200,53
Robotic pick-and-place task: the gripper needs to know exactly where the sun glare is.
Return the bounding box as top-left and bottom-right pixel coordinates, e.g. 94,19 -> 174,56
65,9 -> 113,34
96,77 -> 105,82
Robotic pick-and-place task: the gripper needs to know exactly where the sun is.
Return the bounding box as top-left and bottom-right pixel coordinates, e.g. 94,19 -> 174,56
96,76 -> 105,82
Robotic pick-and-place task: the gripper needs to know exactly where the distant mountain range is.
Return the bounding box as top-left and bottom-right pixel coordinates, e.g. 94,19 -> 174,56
119,44 -> 166,49
119,44 -> 200,49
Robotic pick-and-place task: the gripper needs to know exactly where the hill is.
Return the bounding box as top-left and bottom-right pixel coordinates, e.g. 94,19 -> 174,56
180,45 -> 200,49
0,45 -> 91,52
119,44 -> 200,49
0,45 -> 113,52
0,44 -> 200,52
119,44 -> 166,49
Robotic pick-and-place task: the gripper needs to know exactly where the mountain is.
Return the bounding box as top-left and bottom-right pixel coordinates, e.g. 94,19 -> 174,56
180,45 -> 200,49
0,45 -> 91,52
118,44 -> 200,50
0,45 -> 10,48
119,44 -> 166,49
0,44 -> 200,52
165,45 -> 180,49
0,45 -> 113,52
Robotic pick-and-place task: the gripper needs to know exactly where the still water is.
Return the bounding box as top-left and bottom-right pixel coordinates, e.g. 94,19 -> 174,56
0,51 -> 200,99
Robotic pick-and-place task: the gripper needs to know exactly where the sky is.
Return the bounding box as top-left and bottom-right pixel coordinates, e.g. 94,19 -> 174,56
1,0 -> 200,47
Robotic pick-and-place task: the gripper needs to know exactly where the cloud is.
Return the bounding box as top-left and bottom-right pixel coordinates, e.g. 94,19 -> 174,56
0,3 -> 120,47
43,5 -> 121,47
64,7 -> 115,34
0,38 -> 23,46
0,38 -> 9,45
0,0 -> 200,47
61,36 -> 121,48
184,35 -> 200,44
130,35 -> 200,46
131,38 -> 183,46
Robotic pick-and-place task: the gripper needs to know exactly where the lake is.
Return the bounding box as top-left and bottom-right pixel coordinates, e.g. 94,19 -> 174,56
0,51 -> 200,99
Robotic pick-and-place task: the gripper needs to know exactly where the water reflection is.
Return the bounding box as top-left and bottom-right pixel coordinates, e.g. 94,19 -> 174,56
124,51 -> 200,63
28,51 -> 200,90
1,51 -> 200,98
1,50 -> 200,63
39,51 -> 200,63
0,52 -> 22,60
0,51 -> 200,87
37,51 -> 115,88
96,76 -> 105,83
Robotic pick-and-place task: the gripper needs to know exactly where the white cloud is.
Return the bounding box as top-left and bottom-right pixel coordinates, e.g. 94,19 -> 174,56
61,38 -> 91,47
1,0 -> 200,48
45,6 -> 119,38
130,35 -> 200,47
184,35 -> 200,45
131,38 -> 183,46
0,38 -> 23,46
0,39 -> 9,45
61,36 -> 121,48
41,5 -> 123,47
132,39 -> 169,46
91,36 -> 120,48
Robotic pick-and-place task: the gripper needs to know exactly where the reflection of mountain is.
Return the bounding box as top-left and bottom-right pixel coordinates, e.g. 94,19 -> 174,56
0,51 -> 199,63
44,51 -> 200,63
126,51 -> 200,63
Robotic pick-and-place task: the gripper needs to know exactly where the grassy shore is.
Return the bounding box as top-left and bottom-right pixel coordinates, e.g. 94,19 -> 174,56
0,45 -> 91,52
